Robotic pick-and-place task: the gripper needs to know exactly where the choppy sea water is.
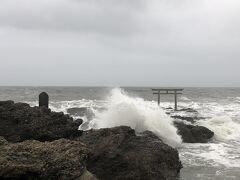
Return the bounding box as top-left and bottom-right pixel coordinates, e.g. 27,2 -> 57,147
0,86 -> 240,179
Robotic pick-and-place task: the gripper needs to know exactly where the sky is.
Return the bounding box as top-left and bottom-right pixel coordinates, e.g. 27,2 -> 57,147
0,0 -> 240,87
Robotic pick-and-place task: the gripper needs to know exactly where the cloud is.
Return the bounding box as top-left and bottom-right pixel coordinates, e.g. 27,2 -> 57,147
0,0 -> 146,36
0,0 -> 240,86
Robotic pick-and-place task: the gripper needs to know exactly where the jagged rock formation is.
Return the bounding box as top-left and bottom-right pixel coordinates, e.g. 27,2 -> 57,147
0,101 -> 82,142
0,101 -> 183,180
174,122 -> 214,143
167,108 -> 214,143
77,126 -> 182,180
0,137 -> 97,180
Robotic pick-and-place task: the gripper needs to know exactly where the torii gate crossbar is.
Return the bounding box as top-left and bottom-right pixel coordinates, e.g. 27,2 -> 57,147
152,88 -> 184,111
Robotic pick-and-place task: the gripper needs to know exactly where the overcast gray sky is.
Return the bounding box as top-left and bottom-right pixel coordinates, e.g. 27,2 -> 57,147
0,0 -> 240,86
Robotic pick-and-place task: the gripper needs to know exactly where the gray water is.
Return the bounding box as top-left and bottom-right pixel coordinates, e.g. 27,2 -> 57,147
1,86 -> 240,179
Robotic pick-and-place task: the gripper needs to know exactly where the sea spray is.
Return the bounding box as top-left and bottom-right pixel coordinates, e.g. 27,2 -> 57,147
89,88 -> 182,147
197,116 -> 240,142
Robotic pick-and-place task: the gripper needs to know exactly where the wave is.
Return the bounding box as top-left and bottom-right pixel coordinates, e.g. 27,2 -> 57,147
180,96 -> 191,101
180,142 -> 240,168
197,116 -> 240,142
88,88 -> 182,147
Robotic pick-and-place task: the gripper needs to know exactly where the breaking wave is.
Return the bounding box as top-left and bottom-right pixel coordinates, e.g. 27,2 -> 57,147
89,88 -> 182,147
198,116 -> 240,142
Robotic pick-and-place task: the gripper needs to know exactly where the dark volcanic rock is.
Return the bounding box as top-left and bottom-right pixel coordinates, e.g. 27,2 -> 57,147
0,137 -> 97,180
174,122 -> 214,143
0,101 -> 183,179
74,118 -> 83,126
76,126 -> 182,180
0,101 -> 82,143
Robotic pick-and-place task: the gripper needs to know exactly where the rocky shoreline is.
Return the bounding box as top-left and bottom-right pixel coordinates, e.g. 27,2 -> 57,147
0,101 -> 214,179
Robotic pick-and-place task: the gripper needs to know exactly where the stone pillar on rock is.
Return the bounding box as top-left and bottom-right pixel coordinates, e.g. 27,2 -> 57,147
39,92 -> 49,108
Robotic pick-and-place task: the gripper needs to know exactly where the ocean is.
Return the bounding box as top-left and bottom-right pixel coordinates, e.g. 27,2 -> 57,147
0,86 -> 240,180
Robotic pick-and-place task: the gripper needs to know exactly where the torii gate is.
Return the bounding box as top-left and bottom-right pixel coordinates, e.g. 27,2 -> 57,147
152,88 -> 183,111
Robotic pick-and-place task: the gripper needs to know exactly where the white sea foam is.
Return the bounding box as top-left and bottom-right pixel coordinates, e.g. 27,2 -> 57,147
180,96 -> 191,101
21,87 -> 240,175
89,88 -> 182,147
180,142 -> 240,168
197,116 -> 240,142
24,88 -> 240,169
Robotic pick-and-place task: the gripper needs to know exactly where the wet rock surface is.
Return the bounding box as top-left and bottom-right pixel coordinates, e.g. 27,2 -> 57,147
76,126 -> 182,180
0,101 -> 82,143
174,122 -> 214,143
0,137 -> 97,180
165,107 -> 214,143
